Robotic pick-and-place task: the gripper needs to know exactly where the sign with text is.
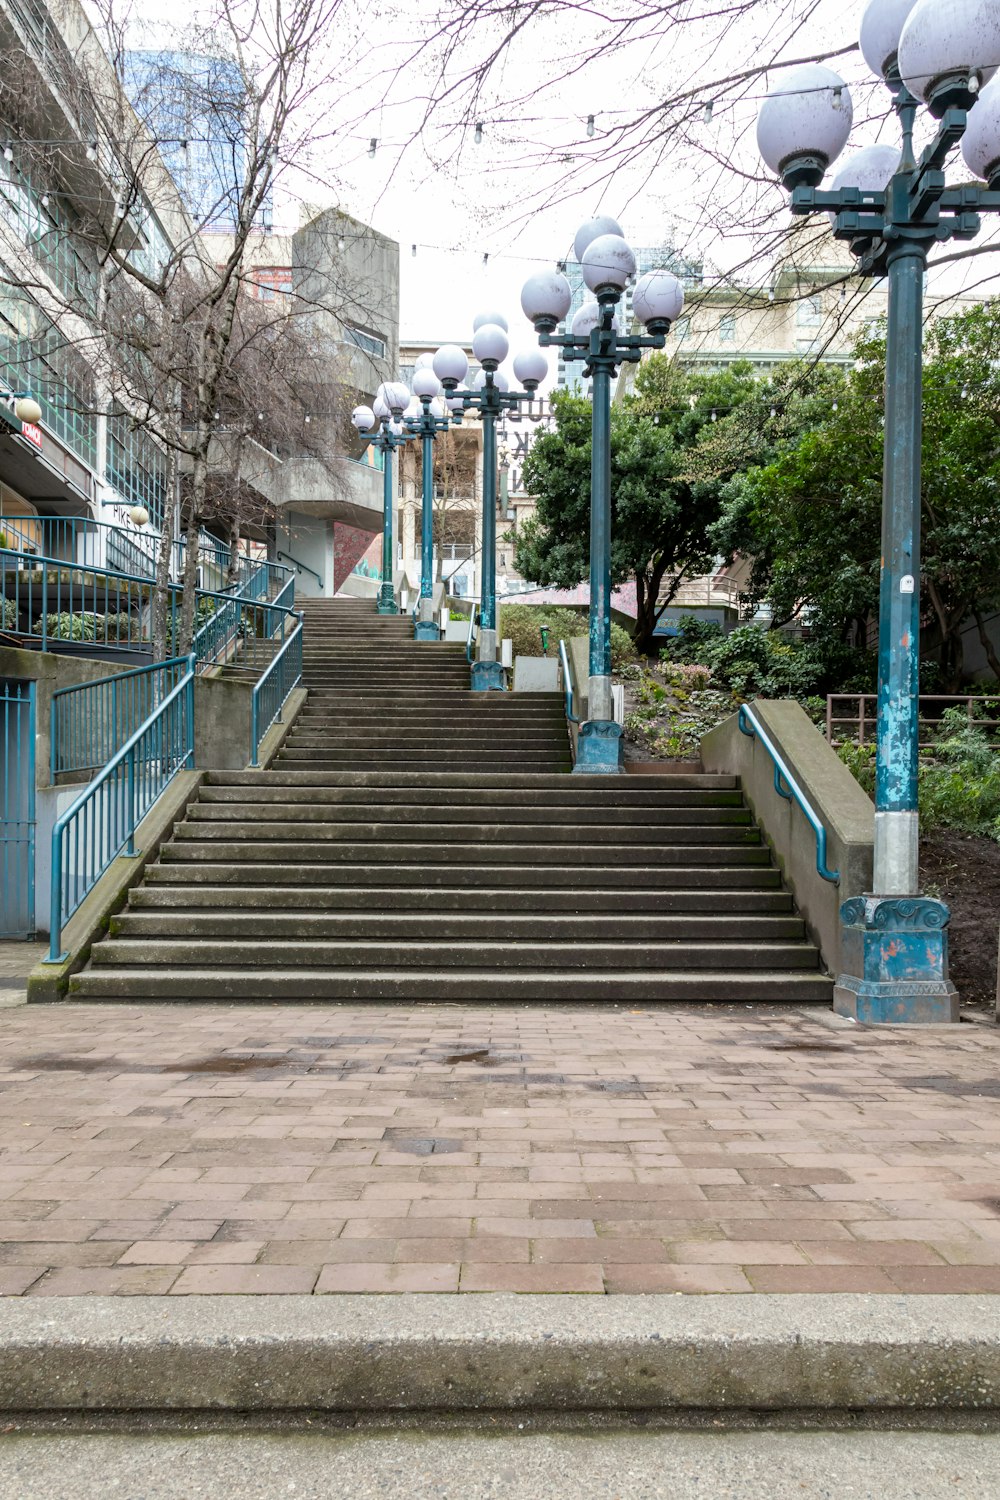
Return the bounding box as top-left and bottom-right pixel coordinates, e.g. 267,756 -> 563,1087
19,423 -> 42,450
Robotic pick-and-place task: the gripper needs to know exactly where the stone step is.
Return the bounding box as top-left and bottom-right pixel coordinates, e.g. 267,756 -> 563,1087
130,884 -> 794,912
186,803 -> 754,828
70,968 -> 833,1002
196,786 -> 745,808
89,937 -> 820,972
274,754 -> 572,769
204,770 -> 739,789
173,819 -> 761,845
161,841 -> 770,866
146,860 -> 781,888
112,911 -> 807,942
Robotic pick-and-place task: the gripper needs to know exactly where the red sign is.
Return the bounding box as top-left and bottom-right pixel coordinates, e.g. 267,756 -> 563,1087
20,423 -> 42,450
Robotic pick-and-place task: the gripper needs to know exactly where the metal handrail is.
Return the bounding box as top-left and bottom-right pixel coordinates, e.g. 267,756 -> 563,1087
738,703 -> 840,884
45,653 -> 197,963
465,602 -> 479,664
559,638 -> 581,724
50,657 -> 190,780
276,549 -> 323,590
250,617 -> 303,767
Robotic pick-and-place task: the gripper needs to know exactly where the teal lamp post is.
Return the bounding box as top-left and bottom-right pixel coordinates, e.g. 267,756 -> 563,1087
520,226 -> 685,771
352,380 -> 411,614
403,367 -> 451,640
756,0 -> 1000,1022
433,327 -> 547,691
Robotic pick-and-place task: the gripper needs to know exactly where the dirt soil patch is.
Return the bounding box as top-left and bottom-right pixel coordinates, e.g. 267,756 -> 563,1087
921,829 -> 1000,1012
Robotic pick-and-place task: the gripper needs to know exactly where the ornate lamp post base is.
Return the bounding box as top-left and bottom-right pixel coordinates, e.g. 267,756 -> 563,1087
834,896 -> 958,1024
376,585 -> 398,615
471,659 -> 504,692
574,718 -> 624,774
414,618 -> 439,641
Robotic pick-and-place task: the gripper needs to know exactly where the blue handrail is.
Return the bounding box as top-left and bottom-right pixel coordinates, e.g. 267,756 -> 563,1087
45,653 -> 197,963
559,638 -> 581,724
465,602 -> 479,664
276,549 -> 323,590
250,617 -> 303,767
738,702 -> 840,884
50,657 -> 190,780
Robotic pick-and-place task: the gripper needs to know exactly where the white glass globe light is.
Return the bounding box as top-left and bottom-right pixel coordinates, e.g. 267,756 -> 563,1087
446,394 -> 466,413
571,300 -> 622,338
633,270 -> 685,331
429,396 -> 446,420
13,395 -> 42,425
831,143 -> 901,193
413,351 -> 435,371
756,64 -> 853,187
371,394 -> 390,420
433,344 -> 470,389
352,404 -> 376,430
403,397 -> 423,421
493,370 -> 510,393
128,505 -> 149,528
412,367 -> 441,399
472,322 -> 510,366
388,418 -> 404,436
520,271 -> 572,329
472,310 -> 508,332
512,349 -> 548,389
385,381 -> 410,414
860,0 -> 918,81
581,234 -> 636,293
573,214 -> 624,263
962,77 -> 1000,183
899,0 -> 1000,115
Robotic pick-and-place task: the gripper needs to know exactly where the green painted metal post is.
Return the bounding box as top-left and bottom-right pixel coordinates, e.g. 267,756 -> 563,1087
588,358 -> 613,714
376,438 -> 397,615
415,426 -> 438,639
873,238 -> 928,896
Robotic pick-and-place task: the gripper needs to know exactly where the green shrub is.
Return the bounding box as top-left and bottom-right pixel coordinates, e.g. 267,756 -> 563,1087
662,617 -> 874,700
920,708 -> 1000,838
659,615 -> 723,665
2,597 -> 17,629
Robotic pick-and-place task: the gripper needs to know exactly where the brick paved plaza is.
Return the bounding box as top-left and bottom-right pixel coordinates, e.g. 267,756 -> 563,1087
0,1002 -> 998,1296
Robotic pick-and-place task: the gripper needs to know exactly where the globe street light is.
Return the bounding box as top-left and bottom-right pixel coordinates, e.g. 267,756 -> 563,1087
521,223 -> 685,772
434,325 -> 546,690
756,0 -> 1000,1023
404,366 -> 452,640
352,379 -> 411,614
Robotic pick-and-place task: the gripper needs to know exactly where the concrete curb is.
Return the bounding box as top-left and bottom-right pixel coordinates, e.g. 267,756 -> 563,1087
2,1295 -> 1000,1413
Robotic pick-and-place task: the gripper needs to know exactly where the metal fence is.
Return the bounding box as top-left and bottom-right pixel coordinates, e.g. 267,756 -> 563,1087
0,680 -> 35,938
46,655 -> 196,963
250,619 -> 303,766
827,693 -> 1000,747
50,658 -> 191,780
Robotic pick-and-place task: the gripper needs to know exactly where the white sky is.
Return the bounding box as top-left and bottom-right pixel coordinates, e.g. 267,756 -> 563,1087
112,0 -> 1000,358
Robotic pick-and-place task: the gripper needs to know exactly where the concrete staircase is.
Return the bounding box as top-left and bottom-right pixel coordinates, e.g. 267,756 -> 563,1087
71,597 -> 833,1003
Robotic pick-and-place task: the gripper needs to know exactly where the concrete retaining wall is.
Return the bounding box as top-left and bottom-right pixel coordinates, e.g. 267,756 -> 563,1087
701,700 -> 874,975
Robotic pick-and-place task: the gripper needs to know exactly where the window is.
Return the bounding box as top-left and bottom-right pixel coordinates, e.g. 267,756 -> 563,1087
106,409 -> 169,529
718,313 -> 736,343
253,266 -> 293,300
797,295 -> 822,327
344,324 -> 386,360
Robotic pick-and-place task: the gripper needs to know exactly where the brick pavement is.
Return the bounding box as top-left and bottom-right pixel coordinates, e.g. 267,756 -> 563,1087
0,1002 -> 999,1294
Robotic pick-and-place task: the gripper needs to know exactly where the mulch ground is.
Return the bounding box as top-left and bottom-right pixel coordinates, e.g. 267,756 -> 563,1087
921,830 -> 1000,1011
2,1002 -> 1000,1296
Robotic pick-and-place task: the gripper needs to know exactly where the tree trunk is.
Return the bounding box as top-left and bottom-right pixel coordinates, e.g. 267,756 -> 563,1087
226,515 -> 242,588
179,450 -> 206,655
152,449 -> 178,662
973,607 -> 1000,683
631,557 -> 672,654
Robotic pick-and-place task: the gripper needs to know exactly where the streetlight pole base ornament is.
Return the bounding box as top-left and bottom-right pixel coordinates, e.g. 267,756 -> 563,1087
376,585 -> 398,615
574,718 -> 624,774
471,659 -> 504,692
414,618 -> 439,641
834,895 -> 958,1024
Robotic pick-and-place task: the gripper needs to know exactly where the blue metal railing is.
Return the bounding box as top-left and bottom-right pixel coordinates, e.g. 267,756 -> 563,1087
465,603 -> 479,664
45,653 -> 197,962
250,617 -> 303,767
559,638 -> 581,724
1,547 -> 156,653
276,549 -> 323,590
738,703 -> 840,884
0,514 -> 159,579
50,658 -> 191,780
